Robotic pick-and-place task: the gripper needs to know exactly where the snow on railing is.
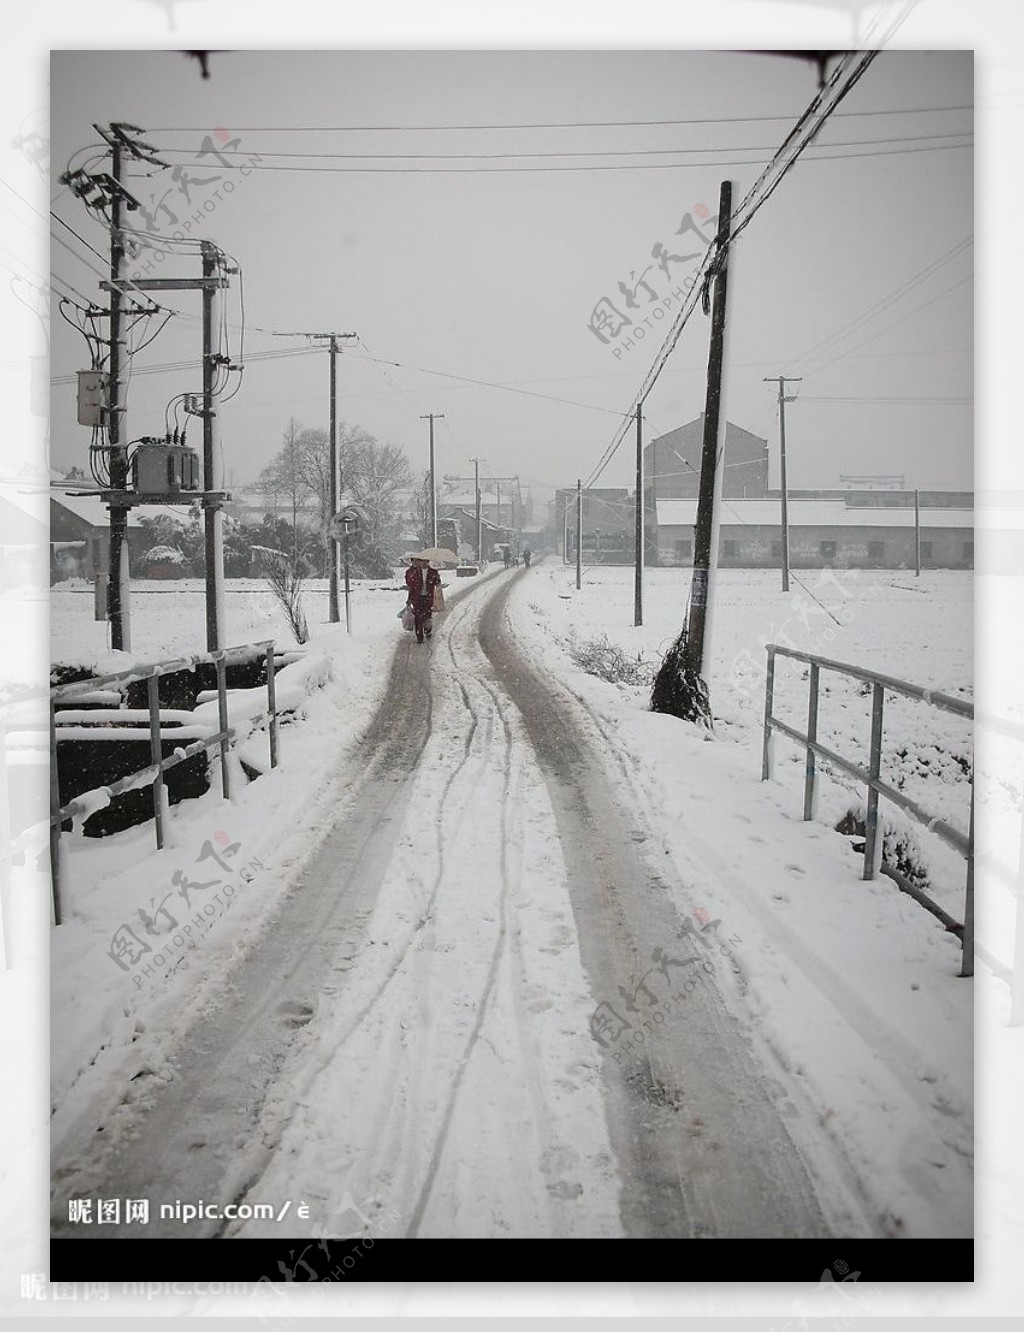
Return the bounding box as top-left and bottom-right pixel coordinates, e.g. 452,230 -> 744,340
761,643 -> 974,978
49,641 -> 280,927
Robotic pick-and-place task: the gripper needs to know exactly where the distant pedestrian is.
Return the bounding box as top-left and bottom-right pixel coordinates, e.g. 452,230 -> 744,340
502,546 -> 512,569
405,557 -> 441,644
523,547 -> 532,568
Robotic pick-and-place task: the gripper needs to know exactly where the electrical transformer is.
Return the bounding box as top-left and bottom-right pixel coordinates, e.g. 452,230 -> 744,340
131,441 -> 201,495
76,369 -> 109,427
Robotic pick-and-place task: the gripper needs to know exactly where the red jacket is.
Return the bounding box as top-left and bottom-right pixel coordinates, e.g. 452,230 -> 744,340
405,564 -> 441,605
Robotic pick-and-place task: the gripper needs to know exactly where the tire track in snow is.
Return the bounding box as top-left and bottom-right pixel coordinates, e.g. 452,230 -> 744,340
405,668 -> 517,1236
478,574 -> 854,1238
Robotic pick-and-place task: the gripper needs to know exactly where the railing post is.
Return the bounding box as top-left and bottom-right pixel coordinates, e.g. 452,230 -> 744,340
761,646 -> 776,781
147,670 -> 166,850
49,699 -> 63,926
803,661 -> 819,821
1012,771 -> 1024,1022
266,644 -> 279,770
0,711 -> 11,967
863,682 -> 885,880
960,779 -> 974,979
215,652 -> 231,801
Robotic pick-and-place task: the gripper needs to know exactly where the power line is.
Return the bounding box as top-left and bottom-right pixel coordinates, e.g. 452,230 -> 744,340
145,104 -> 972,133
354,352 -> 629,416
148,130 -> 972,161
791,235 -> 973,370
798,394 -> 972,404
130,141 -> 971,175
583,39 -> 896,490
804,272 -> 973,378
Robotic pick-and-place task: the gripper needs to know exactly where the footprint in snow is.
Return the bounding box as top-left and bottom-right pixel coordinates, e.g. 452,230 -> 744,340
279,1000 -> 315,1028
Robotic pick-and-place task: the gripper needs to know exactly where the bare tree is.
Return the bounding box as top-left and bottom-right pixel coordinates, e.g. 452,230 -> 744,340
258,420 -> 412,576
258,548 -> 310,645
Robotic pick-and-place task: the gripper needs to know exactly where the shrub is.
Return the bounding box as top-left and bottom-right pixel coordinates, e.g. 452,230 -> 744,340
835,806 -> 931,891
650,625 -> 713,731
566,631 -> 651,687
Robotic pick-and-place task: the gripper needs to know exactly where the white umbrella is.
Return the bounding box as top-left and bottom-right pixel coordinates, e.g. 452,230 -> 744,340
413,547 -> 459,567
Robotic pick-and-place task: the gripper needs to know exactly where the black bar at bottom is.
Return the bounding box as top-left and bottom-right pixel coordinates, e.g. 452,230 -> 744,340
51,1237 -> 973,1284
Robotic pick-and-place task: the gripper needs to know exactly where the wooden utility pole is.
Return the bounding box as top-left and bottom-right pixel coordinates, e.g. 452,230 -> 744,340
684,179 -> 734,676
634,406 -> 644,627
575,479 -> 583,590
106,135 -> 130,651
763,375 -> 802,593
420,413 -> 443,545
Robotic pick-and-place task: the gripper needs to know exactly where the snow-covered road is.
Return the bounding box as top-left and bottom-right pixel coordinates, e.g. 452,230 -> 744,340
51,567 -> 924,1240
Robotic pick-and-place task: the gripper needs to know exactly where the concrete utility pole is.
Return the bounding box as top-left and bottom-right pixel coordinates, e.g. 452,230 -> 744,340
634,405 -> 644,627
201,241 -> 226,650
104,260 -> 232,650
914,486 -> 921,576
575,479 -> 583,591
276,331 -> 357,621
472,457 -> 483,561
420,413 -> 444,546
106,134 -> 130,651
685,179 -> 735,677
763,375 -> 802,593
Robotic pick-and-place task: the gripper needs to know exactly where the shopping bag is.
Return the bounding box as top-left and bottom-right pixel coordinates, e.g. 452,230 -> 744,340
400,605 -> 415,632
432,584 -> 446,614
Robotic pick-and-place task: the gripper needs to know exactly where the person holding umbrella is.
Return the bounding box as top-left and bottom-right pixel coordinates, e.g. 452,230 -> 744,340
404,555 -> 442,643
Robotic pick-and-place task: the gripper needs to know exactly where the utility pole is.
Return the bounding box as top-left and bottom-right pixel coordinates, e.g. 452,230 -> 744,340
275,331 -> 357,621
684,179 -> 734,678
914,486 -> 921,576
575,479 -> 583,591
329,335 -> 339,620
496,479 -> 502,536
420,413 -> 443,546
201,241 -> 226,651
106,134 -> 130,651
634,405 -> 644,627
471,457 -> 483,561
763,375 -> 802,593
563,494 -> 570,564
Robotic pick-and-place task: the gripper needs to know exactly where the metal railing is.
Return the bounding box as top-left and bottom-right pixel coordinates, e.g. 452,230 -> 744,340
761,643 -> 974,977
49,641 -> 279,926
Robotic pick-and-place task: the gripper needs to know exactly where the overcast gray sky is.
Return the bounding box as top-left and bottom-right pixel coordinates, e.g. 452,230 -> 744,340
50,48 -> 972,504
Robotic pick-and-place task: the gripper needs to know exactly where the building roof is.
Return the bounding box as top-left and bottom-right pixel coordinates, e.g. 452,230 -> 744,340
651,416 -> 768,447
1,495 -> 47,544
51,491 -> 193,529
656,498 -> 974,529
